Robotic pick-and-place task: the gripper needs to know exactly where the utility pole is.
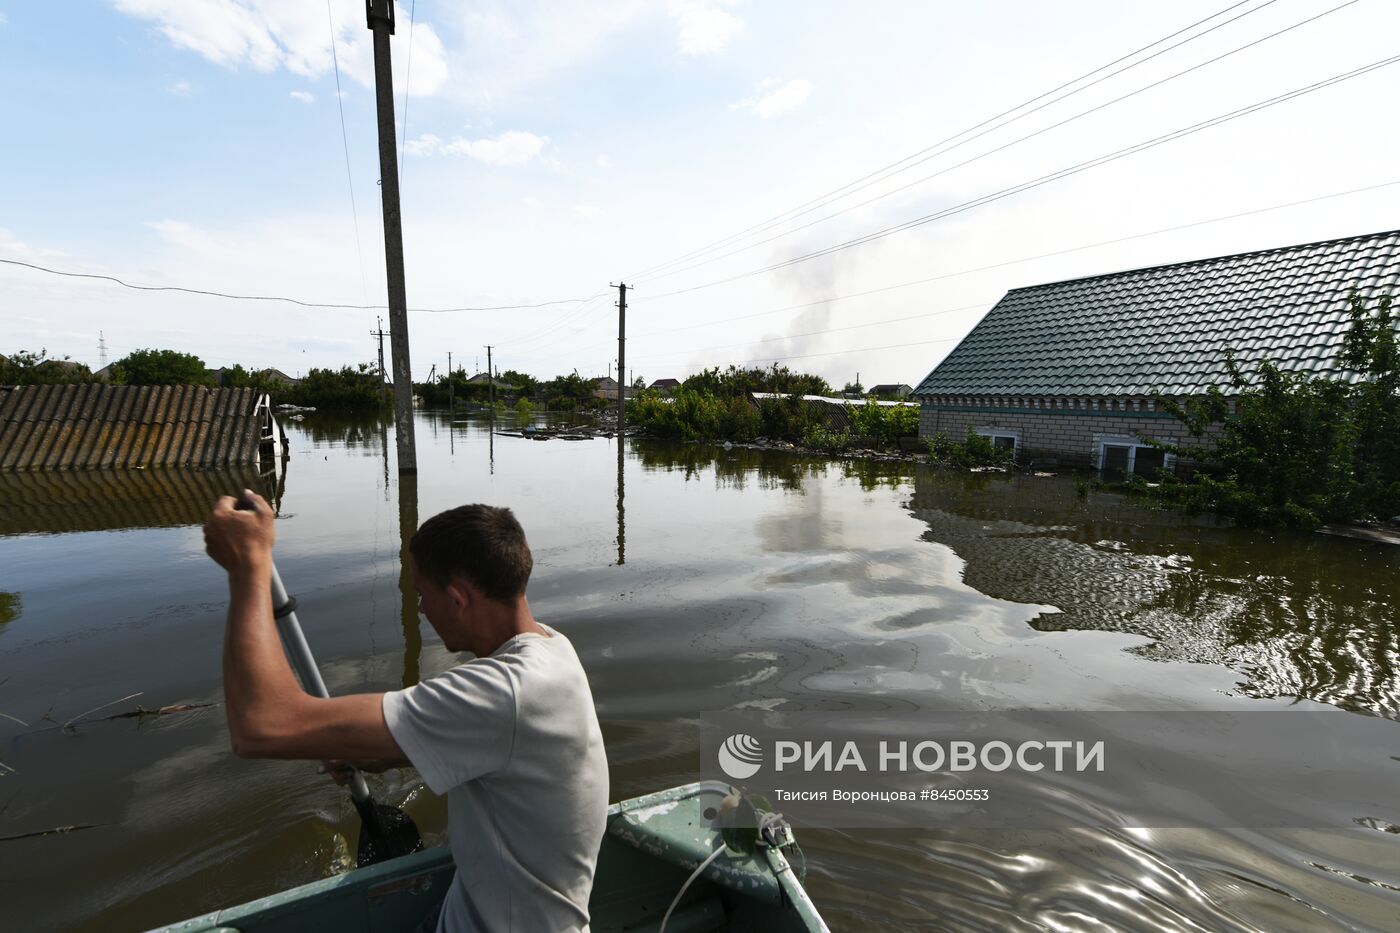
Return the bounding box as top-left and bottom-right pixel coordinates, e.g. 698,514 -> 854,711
366,0 -> 417,473
613,283 -> 628,434
447,352 -> 453,411
372,316 -> 389,400
98,331 -> 108,369
485,345 -> 494,411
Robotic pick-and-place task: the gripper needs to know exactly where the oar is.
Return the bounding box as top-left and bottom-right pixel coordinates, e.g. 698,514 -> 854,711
237,494 -> 423,867
265,563 -> 422,866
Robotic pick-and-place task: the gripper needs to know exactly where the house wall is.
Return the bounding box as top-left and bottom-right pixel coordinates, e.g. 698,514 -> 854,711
918,395 -> 1226,469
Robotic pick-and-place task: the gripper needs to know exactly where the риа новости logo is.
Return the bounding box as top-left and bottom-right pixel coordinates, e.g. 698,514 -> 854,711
718,733 -> 763,780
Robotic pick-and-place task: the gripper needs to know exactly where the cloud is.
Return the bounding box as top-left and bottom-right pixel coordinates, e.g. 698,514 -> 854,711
289,90 -> 315,104
452,2 -> 651,104
112,0 -> 448,96
595,154 -> 612,169
669,0 -> 743,57
169,79 -> 193,96
405,130 -> 548,166
0,12 -> 8,26
731,78 -> 812,118
521,196 -> 543,209
0,228 -> 67,260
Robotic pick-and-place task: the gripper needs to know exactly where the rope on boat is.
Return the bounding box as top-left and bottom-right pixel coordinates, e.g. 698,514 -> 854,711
658,842 -> 728,933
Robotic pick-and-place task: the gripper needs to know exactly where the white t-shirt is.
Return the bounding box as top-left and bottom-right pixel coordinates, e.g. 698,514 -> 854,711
382,625 -> 609,932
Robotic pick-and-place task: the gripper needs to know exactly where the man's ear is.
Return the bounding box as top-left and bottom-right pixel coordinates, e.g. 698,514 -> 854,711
444,578 -> 473,614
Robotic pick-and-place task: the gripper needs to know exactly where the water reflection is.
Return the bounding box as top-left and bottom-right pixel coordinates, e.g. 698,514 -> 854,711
397,471 -> 421,688
615,437 -> 625,566
0,590 -> 18,630
0,465 -> 282,536
632,441 -> 914,495
907,469 -> 1400,714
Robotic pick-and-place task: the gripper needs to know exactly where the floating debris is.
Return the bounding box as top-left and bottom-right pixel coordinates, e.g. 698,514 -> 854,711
0,824 -> 104,844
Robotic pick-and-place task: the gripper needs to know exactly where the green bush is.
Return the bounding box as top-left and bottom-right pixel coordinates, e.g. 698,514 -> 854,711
844,400 -> 919,449
682,364 -> 831,399
801,424 -> 852,453
281,364 -> 388,413
926,428 -> 1014,468
755,393 -> 824,439
630,389 -> 760,441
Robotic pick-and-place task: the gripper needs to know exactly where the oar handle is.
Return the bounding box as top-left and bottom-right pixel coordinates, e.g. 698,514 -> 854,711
267,563 -> 374,805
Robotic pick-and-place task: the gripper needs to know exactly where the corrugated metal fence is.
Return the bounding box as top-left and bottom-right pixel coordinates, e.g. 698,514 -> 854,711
0,385 -> 278,470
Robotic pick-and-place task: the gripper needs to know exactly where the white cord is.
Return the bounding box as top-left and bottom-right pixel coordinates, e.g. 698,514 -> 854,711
658,842 -> 727,933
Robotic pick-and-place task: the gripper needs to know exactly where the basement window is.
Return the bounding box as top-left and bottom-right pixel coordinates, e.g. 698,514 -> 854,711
974,427 -> 1019,457
1097,436 -> 1171,481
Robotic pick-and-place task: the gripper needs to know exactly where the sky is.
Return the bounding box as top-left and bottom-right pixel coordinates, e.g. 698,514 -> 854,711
3,0 -> 1399,389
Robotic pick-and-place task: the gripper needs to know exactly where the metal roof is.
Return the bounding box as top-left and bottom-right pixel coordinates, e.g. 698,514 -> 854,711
913,229 -> 1400,397
0,384 -> 272,470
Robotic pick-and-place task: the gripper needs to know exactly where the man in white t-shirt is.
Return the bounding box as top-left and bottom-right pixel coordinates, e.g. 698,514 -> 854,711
204,495 -> 609,932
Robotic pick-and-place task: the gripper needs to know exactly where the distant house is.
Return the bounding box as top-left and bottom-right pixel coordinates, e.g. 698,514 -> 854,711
912,229 -> 1400,473
259,368 -> 299,386
649,378 -> 681,392
591,376 -> 639,401
868,383 -> 913,398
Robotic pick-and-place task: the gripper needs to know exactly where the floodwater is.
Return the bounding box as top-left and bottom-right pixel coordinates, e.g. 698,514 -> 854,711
1,412 -> 1397,932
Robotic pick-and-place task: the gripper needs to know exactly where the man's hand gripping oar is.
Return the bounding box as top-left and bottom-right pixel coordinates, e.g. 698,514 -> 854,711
204,490 -> 422,868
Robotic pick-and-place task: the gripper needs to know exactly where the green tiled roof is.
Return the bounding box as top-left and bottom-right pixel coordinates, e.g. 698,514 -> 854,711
913,229 -> 1400,397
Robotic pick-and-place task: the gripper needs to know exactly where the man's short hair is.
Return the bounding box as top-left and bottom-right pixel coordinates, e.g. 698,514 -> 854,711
410,504 -> 533,601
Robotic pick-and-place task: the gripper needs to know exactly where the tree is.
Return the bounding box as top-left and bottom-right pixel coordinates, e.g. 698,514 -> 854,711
1152,291 -> 1400,528
220,364 -> 283,392
540,373 -> 603,411
112,348 -> 211,386
681,364 -> 831,398
282,363 -> 388,412
0,349 -> 94,385
499,369 -> 539,396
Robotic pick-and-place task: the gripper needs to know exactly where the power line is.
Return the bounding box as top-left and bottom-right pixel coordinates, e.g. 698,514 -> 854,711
635,0 -> 1360,287
639,52 -> 1400,302
625,0 -> 1273,282
0,258 -> 602,312
495,292 -> 616,351
326,0 -> 370,318
614,177 -> 1400,367
696,336 -> 960,370
628,301 -> 993,363
619,178 -> 1400,349
399,0 -> 417,175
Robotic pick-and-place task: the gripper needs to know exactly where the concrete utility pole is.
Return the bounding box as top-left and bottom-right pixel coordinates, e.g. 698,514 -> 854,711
372,317 -> 389,399
485,345 -> 494,411
613,282 -> 627,434
373,318 -> 388,377
447,351 -> 453,411
366,0 -> 417,473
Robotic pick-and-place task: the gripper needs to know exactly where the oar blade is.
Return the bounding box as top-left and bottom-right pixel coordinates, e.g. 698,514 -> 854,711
354,799 -> 424,868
